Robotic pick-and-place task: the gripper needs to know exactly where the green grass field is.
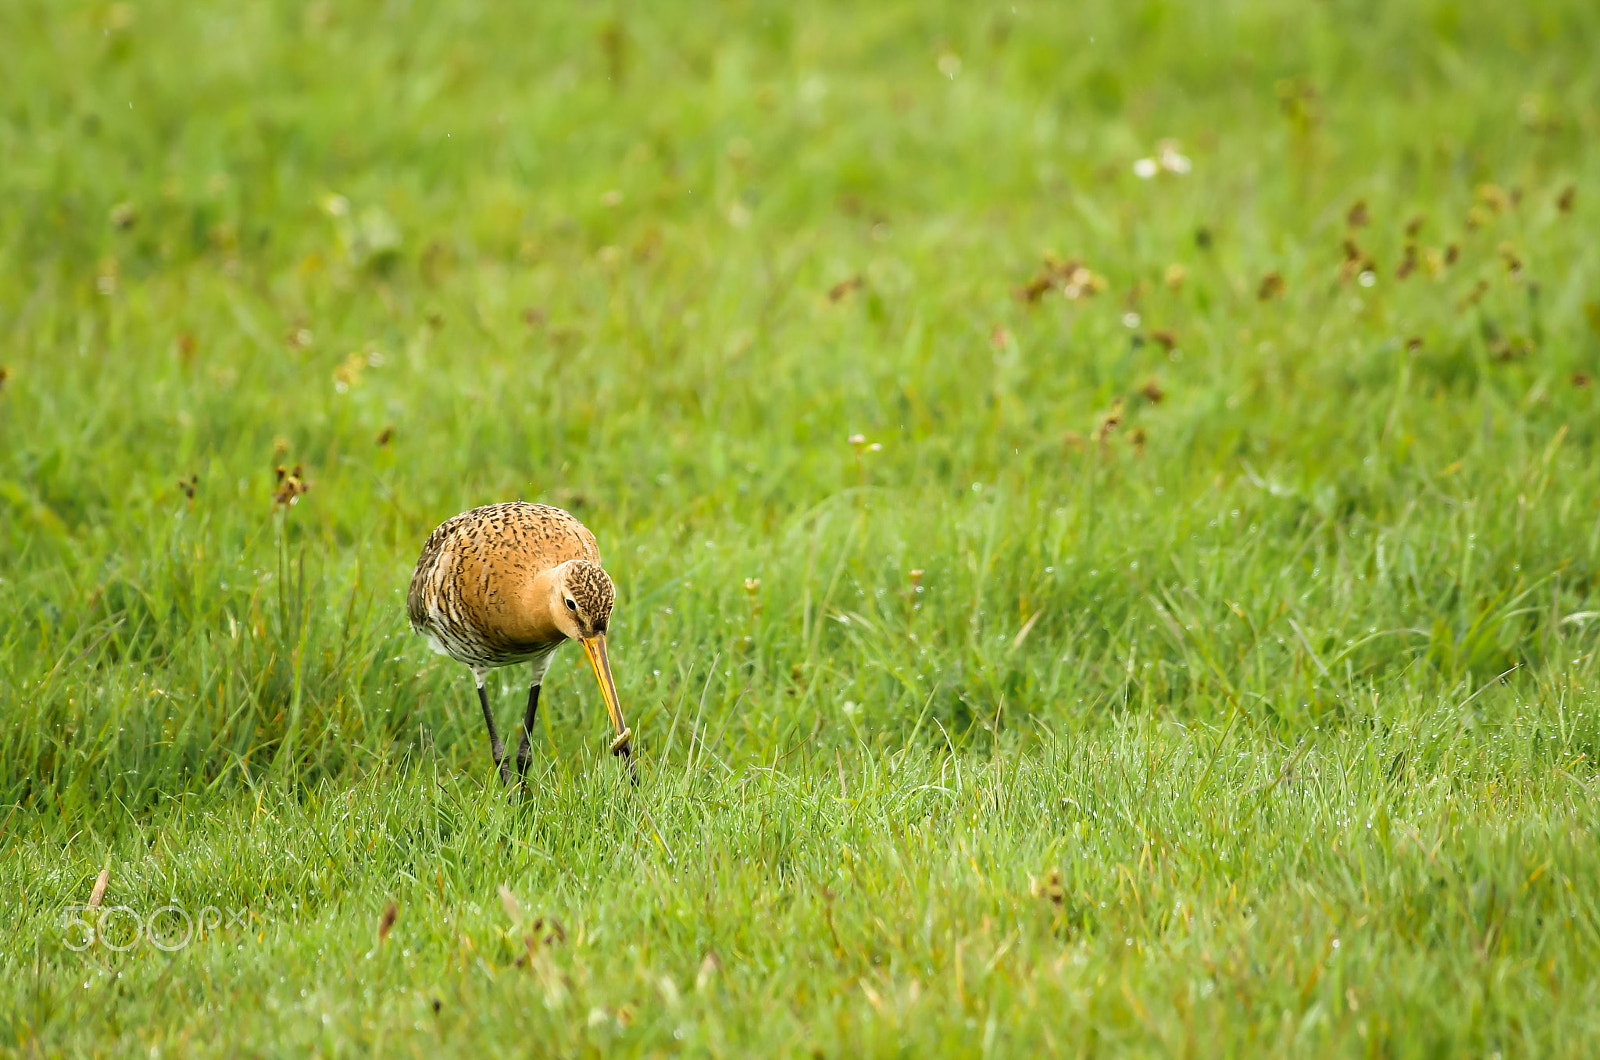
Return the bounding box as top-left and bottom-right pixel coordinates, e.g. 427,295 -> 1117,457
4,0 -> 1600,1054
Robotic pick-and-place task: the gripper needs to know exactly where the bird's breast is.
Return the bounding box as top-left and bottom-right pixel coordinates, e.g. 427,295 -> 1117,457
454,550 -> 563,650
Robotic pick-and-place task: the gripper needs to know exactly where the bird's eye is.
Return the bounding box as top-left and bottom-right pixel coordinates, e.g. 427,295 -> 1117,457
565,599 -> 577,612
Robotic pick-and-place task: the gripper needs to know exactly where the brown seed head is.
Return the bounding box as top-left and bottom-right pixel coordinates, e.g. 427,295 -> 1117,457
1396,246 -> 1418,280
529,915 -> 566,947
1092,399 -> 1125,444
378,902 -> 398,944
1498,241 -> 1523,277
1476,184 -> 1510,212
1017,273 -> 1054,303
1457,279 -> 1490,310
1042,254 -> 1077,278
272,464 -> 311,508
1031,866 -> 1066,906
828,275 -> 864,302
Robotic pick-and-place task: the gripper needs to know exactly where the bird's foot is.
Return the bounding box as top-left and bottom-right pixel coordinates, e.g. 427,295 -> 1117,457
609,728 -> 633,756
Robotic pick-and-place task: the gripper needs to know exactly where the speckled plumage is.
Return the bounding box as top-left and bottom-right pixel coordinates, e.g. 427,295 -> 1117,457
407,501 -> 631,785
407,502 -> 610,674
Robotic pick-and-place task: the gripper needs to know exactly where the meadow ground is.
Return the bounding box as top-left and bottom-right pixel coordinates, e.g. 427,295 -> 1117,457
3,0 -> 1600,1055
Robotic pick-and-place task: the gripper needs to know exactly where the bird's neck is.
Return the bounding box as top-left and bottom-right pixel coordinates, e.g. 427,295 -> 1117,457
496,565 -> 567,648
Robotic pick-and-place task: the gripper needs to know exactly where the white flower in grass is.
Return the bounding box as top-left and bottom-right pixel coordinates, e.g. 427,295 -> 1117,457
1157,139 -> 1192,174
1132,157 -> 1159,179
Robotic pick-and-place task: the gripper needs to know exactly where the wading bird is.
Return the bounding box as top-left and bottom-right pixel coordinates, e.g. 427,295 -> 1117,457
407,502 -> 633,784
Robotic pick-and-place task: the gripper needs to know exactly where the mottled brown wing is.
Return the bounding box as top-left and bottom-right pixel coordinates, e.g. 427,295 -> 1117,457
508,503 -> 602,566
407,510 -> 472,632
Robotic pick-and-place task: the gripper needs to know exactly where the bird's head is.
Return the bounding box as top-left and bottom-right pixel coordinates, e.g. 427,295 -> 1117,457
550,560 -> 627,759
549,559 -> 615,641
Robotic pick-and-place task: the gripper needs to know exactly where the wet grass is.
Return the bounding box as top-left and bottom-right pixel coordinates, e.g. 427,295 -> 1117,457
3,0 -> 1600,1054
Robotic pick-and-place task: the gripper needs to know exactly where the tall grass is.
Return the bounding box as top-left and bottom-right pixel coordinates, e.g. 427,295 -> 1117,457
2,0 -> 1599,1053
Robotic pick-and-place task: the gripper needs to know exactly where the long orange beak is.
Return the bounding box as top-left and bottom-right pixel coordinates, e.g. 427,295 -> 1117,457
581,634 -> 631,757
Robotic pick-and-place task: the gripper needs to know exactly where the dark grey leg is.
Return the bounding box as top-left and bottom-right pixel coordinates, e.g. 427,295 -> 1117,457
476,676 -> 511,785
515,683 -> 542,781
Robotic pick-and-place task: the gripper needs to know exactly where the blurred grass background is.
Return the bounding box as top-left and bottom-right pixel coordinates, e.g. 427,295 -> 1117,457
3,0 -> 1600,1054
